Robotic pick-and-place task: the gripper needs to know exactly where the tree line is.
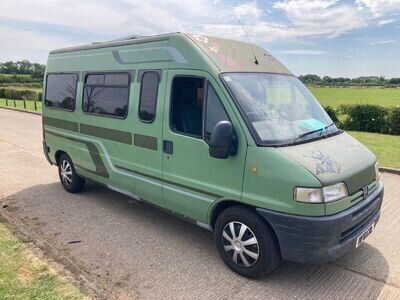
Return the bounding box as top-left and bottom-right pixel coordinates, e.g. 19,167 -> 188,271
1,60 -> 400,87
0,60 -> 45,79
299,74 -> 400,86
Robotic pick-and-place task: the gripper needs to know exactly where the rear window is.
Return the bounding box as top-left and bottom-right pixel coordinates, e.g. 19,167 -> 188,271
82,73 -> 130,118
45,73 -> 78,111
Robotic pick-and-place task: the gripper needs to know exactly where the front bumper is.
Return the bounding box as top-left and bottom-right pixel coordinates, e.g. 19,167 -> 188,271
257,182 -> 384,264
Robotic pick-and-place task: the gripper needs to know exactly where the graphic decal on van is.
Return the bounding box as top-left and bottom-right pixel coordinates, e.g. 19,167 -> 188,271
46,131 -> 110,178
307,151 -> 341,175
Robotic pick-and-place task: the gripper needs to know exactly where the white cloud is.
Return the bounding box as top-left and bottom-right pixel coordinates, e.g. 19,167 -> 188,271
377,18 -> 397,26
370,39 -> 399,44
356,0 -> 400,16
278,49 -> 328,55
0,25 -> 75,61
233,2 -> 263,23
272,0 -> 367,38
0,0 -> 398,63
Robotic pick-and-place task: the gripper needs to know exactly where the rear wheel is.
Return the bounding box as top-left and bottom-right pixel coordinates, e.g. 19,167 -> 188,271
58,153 -> 85,193
214,206 -> 281,278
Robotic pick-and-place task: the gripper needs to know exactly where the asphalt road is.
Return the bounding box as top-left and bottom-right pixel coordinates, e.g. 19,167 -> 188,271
1,108 -> 400,299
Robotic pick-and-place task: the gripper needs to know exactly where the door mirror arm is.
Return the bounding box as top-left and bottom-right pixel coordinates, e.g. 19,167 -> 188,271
209,121 -> 235,159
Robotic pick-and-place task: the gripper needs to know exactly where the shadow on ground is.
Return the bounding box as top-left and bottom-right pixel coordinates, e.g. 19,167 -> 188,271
0,181 -> 391,299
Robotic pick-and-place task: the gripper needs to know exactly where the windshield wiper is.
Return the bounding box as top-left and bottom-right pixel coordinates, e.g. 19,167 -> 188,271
291,123 -> 336,145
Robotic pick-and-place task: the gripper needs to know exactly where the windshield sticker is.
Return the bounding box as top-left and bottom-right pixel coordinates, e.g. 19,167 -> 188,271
306,151 -> 341,175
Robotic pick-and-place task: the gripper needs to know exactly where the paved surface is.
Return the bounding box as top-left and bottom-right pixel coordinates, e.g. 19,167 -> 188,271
1,108 -> 400,299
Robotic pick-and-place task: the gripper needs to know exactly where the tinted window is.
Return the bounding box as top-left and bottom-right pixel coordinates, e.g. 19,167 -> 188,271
139,71 -> 160,122
204,84 -> 230,143
83,73 -> 130,118
170,77 -> 204,138
45,74 -> 77,110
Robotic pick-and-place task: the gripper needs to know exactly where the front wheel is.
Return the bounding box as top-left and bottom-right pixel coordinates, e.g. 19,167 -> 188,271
214,206 -> 281,278
58,153 -> 85,193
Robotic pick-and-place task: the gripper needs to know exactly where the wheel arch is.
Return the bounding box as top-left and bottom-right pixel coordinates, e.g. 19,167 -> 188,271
209,199 -> 281,249
54,150 -> 67,165
209,199 -> 273,231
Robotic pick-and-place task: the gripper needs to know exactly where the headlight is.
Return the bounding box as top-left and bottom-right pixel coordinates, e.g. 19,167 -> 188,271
375,162 -> 380,182
295,182 -> 348,203
322,183 -> 349,202
294,187 -> 324,203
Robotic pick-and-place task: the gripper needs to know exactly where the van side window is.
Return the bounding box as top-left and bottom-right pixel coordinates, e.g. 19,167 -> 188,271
139,71 -> 160,122
45,73 -> 78,111
170,77 -> 205,138
83,73 -> 130,118
204,84 -> 230,143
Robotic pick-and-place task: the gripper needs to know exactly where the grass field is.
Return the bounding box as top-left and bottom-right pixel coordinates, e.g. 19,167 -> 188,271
309,86 -> 400,108
348,131 -> 400,169
0,98 -> 42,112
0,220 -> 87,299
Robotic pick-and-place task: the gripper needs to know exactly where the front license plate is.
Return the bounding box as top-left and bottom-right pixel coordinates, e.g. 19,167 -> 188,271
356,223 -> 375,248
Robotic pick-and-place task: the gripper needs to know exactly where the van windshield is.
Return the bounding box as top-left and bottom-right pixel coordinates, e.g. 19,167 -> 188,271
221,73 -> 338,146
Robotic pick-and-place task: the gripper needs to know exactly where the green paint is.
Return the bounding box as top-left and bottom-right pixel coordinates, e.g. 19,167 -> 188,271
115,164 -> 221,198
43,32 -> 380,230
46,130 -> 109,178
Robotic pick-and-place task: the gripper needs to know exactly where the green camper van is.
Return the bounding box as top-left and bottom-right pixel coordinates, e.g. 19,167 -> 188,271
42,33 -> 383,278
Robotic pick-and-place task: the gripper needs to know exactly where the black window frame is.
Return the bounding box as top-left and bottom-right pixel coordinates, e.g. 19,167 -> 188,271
82,71 -> 131,119
44,72 -> 79,112
168,74 -> 231,145
169,75 -> 206,140
203,82 -> 232,145
138,71 -> 160,123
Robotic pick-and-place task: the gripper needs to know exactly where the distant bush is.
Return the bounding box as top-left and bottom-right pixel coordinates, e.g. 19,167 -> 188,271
0,74 -> 42,84
0,82 -> 42,89
339,104 -> 389,134
1,88 -> 39,101
323,106 -> 339,124
388,106 -> 400,135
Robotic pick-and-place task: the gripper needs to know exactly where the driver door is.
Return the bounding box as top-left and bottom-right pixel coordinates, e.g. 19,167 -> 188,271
162,70 -> 247,224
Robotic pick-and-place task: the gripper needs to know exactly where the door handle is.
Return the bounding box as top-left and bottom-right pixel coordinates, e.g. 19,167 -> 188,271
163,140 -> 173,154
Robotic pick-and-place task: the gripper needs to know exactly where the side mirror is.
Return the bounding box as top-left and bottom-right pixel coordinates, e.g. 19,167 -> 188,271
209,121 -> 234,159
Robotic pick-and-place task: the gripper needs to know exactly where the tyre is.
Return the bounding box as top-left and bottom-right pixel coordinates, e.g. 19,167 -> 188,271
58,153 -> 85,193
214,205 -> 281,278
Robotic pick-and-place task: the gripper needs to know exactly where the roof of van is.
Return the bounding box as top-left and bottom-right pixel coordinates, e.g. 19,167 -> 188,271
49,32 -> 291,74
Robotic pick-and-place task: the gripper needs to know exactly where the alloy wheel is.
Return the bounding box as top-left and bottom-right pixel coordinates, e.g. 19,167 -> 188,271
60,160 -> 73,186
222,221 -> 260,267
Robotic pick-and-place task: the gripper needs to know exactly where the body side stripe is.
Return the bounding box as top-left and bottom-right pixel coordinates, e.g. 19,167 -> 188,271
80,123 -> 132,145
43,117 -> 132,145
115,164 -> 220,199
43,116 -> 79,132
46,128 -> 219,202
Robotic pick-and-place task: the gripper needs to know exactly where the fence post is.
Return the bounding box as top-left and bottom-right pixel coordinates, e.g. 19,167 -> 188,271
5,98 -> 8,106
23,99 -> 26,109
14,99 -> 16,108
34,100 -> 37,111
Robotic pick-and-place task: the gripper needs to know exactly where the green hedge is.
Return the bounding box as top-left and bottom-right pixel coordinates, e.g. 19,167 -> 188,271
324,104 -> 400,135
0,74 -> 42,84
0,88 -> 41,101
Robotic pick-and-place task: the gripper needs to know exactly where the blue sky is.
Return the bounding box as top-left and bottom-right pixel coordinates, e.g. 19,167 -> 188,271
0,0 -> 399,77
